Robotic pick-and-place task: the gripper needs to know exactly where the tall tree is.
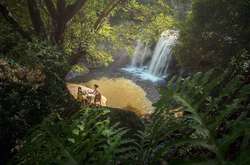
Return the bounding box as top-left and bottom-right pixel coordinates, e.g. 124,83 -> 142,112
1,0 -> 127,44
44,0 -> 88,44
27,0 -> 46,38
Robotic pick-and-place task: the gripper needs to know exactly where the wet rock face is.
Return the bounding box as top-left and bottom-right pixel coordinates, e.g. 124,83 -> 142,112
165,55 -> 180,77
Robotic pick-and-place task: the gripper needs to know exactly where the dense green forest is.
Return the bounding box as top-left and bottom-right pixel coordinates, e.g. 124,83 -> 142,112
0,0 -> 249,164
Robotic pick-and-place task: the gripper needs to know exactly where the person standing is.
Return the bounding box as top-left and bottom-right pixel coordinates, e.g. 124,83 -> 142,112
77,87 -> 88,106
93,84 -> 101,106
87,84 -> 101,106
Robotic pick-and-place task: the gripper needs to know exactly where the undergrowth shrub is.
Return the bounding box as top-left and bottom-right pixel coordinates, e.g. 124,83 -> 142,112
145,58 -> 250,164
0,23 -> 77,163
11,108 -> 134,165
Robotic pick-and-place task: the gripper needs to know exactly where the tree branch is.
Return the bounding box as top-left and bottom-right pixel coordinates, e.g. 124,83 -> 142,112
44,0 -> 56,19
65,0 -> 88,22
44,0 -> 88,44
94,0 -> 123,31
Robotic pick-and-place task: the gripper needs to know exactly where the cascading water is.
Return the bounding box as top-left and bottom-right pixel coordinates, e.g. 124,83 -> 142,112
131,41 -> 151,67
148,30 -> 179,76
122,30 -> 179,82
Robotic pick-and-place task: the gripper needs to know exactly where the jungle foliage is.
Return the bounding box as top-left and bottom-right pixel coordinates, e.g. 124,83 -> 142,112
174,0 -> 250,72
0,23 -> 77,164
10,108 -> 135,165
1,0 -> 250,164
11,55 -> 250,164
0,0 -> 178,67
0,0 -> 172,161
152,57 -> 250,164
0,1 -> 179,163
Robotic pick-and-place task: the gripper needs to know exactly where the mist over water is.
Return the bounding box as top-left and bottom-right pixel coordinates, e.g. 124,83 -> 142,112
131,41 -> 151,67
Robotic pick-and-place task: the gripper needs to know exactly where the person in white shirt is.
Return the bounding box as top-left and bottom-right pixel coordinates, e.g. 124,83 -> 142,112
87,84 -> 101,106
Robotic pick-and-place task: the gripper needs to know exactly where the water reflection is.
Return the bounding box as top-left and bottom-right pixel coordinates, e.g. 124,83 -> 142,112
84,77 -> 154,116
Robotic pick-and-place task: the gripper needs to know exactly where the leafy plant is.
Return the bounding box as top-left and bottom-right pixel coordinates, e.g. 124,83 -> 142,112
148,66 -> 250,164
11,108 -> 134,165
10,64 -> 250,165
0,31 -> 76,164
174,0 -> 250,72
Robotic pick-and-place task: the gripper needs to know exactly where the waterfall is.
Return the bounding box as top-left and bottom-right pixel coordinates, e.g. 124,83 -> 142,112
148,30 -> 179,76
123,30 -> 179,82
131,41 -> 150,67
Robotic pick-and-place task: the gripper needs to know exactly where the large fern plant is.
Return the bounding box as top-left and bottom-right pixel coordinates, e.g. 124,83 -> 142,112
135,67 -> 250,164
10,108 -> 134,165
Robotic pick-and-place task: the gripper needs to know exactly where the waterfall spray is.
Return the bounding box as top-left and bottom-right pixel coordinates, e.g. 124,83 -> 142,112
131,41 -> 150,67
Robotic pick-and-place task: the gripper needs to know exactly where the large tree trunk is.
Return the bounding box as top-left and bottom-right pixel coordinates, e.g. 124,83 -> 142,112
0,3 -> 31,41
53,18 -> 67,44
53,0 -> 66,44
43,0 -> 125,44
44,0 -> 88,44
27,0 -> 46,38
